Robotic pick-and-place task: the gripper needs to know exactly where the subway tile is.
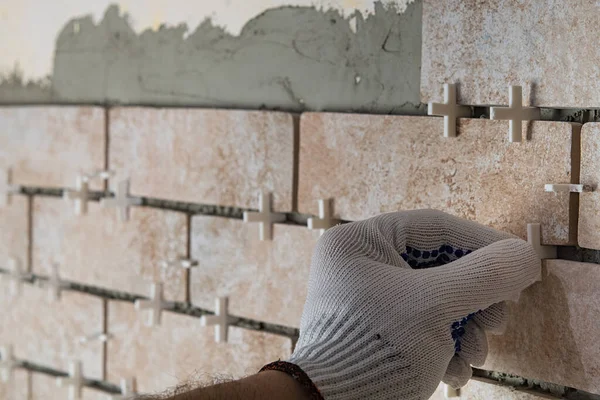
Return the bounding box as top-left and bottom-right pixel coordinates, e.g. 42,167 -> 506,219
190,216 -> 317,328
32,197 -> 188,302
0,369 -> 30,400
483,260 -> 600,395
109,108 -> 295,211
0,283 -> 104,380
0,194 -> 29,272
421,1 -> 599,107
429,381 -> 555,400
578,123 -> 600,249
31,373 -> 107,400
299,113 -> 577,244
0,107 -> 106,190
106,300 -> 292,394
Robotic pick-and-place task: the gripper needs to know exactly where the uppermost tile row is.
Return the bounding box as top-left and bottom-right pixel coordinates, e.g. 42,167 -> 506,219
4,106 -> 600,249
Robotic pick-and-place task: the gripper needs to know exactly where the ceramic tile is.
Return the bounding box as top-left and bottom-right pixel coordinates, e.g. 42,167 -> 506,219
0,283 -> 104,381
0,369 -> 30,400
190,216 -> 318,327
421,1 -> 600,107
106,300 -> 292,394
0,194 -> 29,272
109,108 -> 295,211
578,123 -> 600,249
31,373 -> 107,400
0,107 -> 105,190
483,260 -> 600,395
428,381 -> 555,400
32,197 -> 188,302
299,113 -> 577,244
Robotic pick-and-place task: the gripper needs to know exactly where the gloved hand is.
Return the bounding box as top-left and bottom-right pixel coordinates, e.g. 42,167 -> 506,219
287,210 -> 540,400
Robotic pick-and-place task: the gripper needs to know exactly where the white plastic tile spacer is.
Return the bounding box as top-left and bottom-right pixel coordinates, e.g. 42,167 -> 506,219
56,360 -> 85,400
134,283 -> 168,327
78,332 -> 112,345
0,345 -> 22,383
63,175 -> 92,216
84,170 -> 114,181
161,257 -> 199,269
4,257 -> 31,297
307,199 -> 340,236
46,264 -> 70,301
200,297 -> 233,343
544,183 -> 591,193
0,168 -> 21,208
443,384 -> 461,398
243,192 -> 286,241
427,83 -> 471,138
107,377 -> 137,400
490,85 -> 540,143
527,223 -> 557,260
100,180 -> 142,222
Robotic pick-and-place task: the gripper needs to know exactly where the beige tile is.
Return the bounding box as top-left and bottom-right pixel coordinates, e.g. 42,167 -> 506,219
0,283 -> 104,380
428,381 -> 554,400
109,108 -> 295,211
0,107 -> 105,189
0,369 -> 30,400
106,300 -> 291,394
421,1 -> 600,108
579,123 -> 600,249
190,216 -> 317,328
31,373 -> 107,400
32,197 -> 188,302
483,260 -> 600,395
0,194 -> 29,272
299,113 -> 577,244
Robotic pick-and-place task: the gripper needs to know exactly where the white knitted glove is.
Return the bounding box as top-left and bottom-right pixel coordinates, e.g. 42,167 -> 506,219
288,210 -> 541,400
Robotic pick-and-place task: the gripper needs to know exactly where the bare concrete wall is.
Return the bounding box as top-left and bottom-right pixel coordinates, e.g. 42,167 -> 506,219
0,1 -> 423,113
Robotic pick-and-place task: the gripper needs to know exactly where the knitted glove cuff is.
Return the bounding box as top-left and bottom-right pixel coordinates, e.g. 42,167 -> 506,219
259,360 -> 324,400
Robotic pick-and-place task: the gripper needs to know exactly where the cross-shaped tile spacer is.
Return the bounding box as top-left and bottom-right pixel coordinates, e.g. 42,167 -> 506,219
200,297 -> 233,343
490,85 -> 540,143
46,264 -> 70,301
63,176 -> 92,216
427,83 -> 471,138
161,257 -> 199,269
544,183 -> 592,193
134,283 -> 168,327
0,168 -> 21,208
107,377 -> 137,400
243,192 -> 286,240
4,258 -> 31,297
78,332 -> 112,344
101,180 -> 142,222
0,345 -> 22,382
56,361 -> 85,400
307,199 -> 340,236
527,223 -> 557,260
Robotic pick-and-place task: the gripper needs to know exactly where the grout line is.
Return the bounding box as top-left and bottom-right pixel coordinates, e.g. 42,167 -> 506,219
102,298 -> 108,381
185,213 -> 192,304
292,114 -> 300,212
26,195 -> 33,274
103,107 -> 110,193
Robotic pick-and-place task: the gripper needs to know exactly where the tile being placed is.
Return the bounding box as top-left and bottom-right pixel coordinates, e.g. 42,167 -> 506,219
31,373 -> 107,400
32,197 -> 188,301
421,1 -> 600,108
0,194 -> 29,272
106,300 -> 292,394
0,369 -> 30,400
428,381 -> 555,400
0,283 -> 104,380
578,123 -> 600,249
483,260 -> 600,395
109,108 -> 295,210
190,216 -> 318,328
299,113 -> 578,244
0,107 -> 105,189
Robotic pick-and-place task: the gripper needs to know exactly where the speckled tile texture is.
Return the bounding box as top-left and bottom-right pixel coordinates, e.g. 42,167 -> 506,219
190,216 -> 318,327
421,1 -> 599,107
579,123 -> 600,249
0,283 -> 104,380
0,194 -> 29,272
109,108 -> 295,211
106,300 -> 292,394
32,197 -> 188,302
299,113 -> 577,244
0,369 -> 30,400
30,373 -> 107,400
0,107 -> 105,190
428,381 -> 554,400
483,260 -> 600,395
